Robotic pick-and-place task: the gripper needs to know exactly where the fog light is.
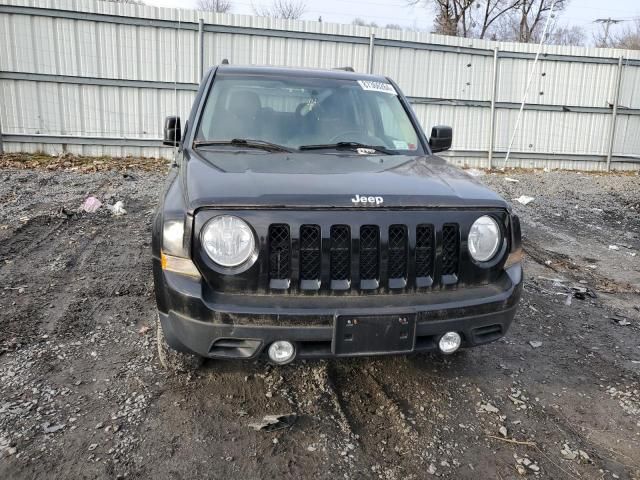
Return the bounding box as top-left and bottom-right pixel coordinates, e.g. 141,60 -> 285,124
267,341 -> 296,364
438,332 -> 462,354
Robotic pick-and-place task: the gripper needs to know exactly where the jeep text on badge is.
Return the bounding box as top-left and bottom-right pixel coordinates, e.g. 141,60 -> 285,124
352,194 -> 384,205
152,65 -> 523,371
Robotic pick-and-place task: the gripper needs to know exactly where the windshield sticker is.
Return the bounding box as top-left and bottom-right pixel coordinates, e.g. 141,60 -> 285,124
392,140 -> 409,150
357,80 -> 397,95
356,147 -> 376,155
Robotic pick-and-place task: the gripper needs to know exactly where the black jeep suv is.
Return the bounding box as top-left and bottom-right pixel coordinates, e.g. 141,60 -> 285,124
152,65 -> 523,371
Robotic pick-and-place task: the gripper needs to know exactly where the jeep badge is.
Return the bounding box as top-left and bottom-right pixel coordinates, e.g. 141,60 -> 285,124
351,194 -> 384,206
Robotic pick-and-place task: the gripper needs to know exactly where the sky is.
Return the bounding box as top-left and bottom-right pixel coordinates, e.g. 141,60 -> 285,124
143,0 -> 640,40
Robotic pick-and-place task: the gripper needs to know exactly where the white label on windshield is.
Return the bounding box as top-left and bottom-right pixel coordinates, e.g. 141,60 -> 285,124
357,80 -> 397,95
392,140 -> 409,150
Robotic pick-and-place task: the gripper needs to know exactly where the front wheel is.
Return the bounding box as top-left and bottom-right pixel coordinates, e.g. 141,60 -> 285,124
156,314 -> 204,373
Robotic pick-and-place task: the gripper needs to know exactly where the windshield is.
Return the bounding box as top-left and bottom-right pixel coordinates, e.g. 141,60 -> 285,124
195,74 -> 424,155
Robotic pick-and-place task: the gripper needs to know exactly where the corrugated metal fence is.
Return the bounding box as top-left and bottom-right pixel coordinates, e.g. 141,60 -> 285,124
1,0 -> 640,171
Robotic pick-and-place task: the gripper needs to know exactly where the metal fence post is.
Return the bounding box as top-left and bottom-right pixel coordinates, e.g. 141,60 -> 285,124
0,115 -> 4,155
367,33 -> 375,74
606,56 -> 624,172
488,47 -> 499,170
198,18 -> 205,81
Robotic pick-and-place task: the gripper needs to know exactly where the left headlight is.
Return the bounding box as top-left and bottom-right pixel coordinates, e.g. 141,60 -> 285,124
468,215 -> 501,262
201,215 -> 256,267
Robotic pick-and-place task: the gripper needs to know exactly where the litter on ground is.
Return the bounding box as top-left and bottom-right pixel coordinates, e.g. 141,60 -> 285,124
248,414 -> 298,432
515,195 -> 535,205
81,196 -> 102,213
106,201 -> 127,216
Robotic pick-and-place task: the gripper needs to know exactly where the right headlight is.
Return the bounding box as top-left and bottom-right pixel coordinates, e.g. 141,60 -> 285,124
162,219 -> 185,256
201,215 -> 256,268
468,215 -> 501,262
161,218 -> 200,277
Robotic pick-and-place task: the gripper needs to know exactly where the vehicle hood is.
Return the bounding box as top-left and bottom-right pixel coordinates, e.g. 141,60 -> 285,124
184,150 -> 508,212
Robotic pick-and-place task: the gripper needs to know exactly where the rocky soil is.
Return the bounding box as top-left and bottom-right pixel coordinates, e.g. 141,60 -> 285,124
1,155 -> 639,479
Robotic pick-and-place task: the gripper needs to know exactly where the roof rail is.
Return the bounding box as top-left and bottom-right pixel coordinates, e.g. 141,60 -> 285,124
333,66 -> 355,72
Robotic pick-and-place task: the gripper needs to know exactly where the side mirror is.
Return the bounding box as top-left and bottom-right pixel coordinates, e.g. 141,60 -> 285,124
163,116 -> 181,146
429,125 -> 452,153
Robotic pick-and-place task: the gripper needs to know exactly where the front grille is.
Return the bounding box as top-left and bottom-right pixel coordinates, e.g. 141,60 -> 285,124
266,221 -> 462,292
300,225 -> 321,280
359,225 -> 379,280
415,224 -> 434,278
388,225 -> 407,279
268,224 -> 290,279
442,224 -> 459,276
330,225 -> 350,280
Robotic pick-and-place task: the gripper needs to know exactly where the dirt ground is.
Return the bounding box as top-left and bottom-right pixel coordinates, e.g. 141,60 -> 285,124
1,154 -> 639,480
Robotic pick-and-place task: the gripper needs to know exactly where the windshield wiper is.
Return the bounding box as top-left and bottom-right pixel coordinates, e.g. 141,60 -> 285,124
299,142 -> 394,155
193,138 -> 292,153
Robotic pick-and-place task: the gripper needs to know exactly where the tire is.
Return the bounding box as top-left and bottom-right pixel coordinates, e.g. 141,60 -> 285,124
156,314 -> 204,373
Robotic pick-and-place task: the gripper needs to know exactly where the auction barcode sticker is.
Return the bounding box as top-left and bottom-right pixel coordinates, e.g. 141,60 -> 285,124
357,80 -> 397,95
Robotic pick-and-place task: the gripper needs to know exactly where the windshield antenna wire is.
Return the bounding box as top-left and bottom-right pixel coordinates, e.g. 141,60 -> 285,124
502,0 -> 557,171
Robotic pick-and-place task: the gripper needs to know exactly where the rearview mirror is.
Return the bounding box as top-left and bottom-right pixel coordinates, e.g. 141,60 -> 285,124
429,125 -> 452,153
163,116 -> 181,146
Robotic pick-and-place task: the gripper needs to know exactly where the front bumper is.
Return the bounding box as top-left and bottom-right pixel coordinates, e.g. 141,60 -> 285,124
154,261 -> 523,360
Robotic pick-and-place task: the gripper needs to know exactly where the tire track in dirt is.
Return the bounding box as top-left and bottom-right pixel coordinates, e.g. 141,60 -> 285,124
325,359 -> 429,476
0,215 -> 74,340
43,220 -> 107,334
0,215 -> 67,262
523,238 -> 639,294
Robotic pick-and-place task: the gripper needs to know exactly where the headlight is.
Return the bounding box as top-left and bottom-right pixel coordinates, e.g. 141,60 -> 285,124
468,216 -> 501,262
162,219 -> 185,256
201,215 -> 256,267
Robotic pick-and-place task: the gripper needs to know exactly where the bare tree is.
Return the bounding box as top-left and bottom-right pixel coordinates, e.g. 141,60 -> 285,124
197,0 -> 232,13
408,0 -> 575,42
516,0 -> 567,43
547,24 -> 585,46
487,0 -> 570,42
476,0 -> 521,38
352,18 -> 404,30
407,0 -> 521,39
406,0 -> 470,36
612,20 -> 640,50
253,0 -> 307,20
434,0 -> 474,36
352,18 -> 379,28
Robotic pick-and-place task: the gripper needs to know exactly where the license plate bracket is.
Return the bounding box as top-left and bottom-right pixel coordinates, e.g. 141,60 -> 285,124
333,314 -> 416,356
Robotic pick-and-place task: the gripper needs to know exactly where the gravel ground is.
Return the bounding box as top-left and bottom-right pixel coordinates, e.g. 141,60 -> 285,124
0,155 -> 639,479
